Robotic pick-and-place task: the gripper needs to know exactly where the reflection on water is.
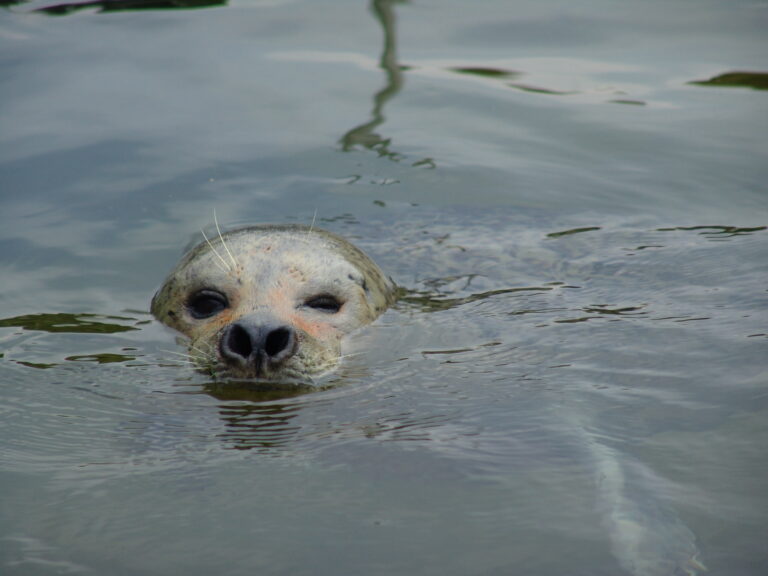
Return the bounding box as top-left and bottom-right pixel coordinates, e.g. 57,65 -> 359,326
5,0 -> 225,15
547,226 -> 602,237
214,399 -> 303,451
0,312 -> 140,333
400,284 -> 555,312
204,381 -> 316,401
65,352 -> 139,363
450,66 -> 519,79
657,224 -> 767,238
689,71 -> 768,91
340,0 -> 405,160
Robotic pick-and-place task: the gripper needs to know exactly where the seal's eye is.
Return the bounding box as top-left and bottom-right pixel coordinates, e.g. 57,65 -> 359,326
187,290 -> 228,319
304,294 -> 342,313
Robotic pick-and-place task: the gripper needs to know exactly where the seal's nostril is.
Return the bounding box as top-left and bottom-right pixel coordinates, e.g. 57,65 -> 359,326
225,324 -> 253,360
265,327 -> 293,358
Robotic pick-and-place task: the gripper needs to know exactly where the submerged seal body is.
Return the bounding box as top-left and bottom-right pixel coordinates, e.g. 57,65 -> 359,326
151,224 -> 396,383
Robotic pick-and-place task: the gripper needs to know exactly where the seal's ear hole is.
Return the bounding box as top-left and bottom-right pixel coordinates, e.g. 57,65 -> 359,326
304,294 -> 343,313
187,289 -> 229,319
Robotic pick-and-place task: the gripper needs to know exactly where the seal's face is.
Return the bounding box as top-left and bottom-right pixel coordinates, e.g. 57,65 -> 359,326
151,225 -> 396,383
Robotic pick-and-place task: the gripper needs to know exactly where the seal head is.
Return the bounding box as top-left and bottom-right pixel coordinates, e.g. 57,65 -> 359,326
151,225 -> 396,383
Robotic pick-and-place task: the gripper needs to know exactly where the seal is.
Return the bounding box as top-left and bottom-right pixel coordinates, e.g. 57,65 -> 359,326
151,224 -> 396,383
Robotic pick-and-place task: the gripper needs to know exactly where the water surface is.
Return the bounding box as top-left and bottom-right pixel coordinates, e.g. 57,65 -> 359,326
1,1 -> 767,575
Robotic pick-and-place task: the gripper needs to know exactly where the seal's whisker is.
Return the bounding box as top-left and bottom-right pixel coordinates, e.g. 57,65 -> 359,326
201,227 -> 231,274
308,208 -> 318,235
189,340 -> 213,353
158,349 -> 198,366
214,208 -> 239,270
160,348 -> 204,364
339,352 -> 363,360
188,342 -> 214,358
166,359 -> 197,366
159,348 -> 192,359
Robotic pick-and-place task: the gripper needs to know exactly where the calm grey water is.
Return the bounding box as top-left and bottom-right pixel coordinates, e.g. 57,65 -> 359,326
1,1 -> 767,575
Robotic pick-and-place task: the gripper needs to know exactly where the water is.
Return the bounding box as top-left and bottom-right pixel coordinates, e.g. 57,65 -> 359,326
1,1 -> 767,574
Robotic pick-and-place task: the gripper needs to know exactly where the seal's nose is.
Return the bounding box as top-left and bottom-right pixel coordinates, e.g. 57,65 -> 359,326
220,321 -> 296,370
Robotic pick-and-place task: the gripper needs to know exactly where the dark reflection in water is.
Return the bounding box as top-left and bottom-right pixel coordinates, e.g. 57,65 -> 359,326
609,99 -> 646,106
217,405 -> 302,450
448,65 -> 579,97
65,352 -> 139,363
449,66 -> 519,79
202,382 -> 312,449
509,83 -> 576,96
547,226 -> 602,238
0,312 -> 140,333
400,284 -> 554,313
581,304 -> 646,316
15,360 -> 59,369
340,0 -> 406,161
689,71 -> 768,91
657,225 -> 767,239
4,0 -> 224,15
204,381 -> 316,403
554,303 -> 649,324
